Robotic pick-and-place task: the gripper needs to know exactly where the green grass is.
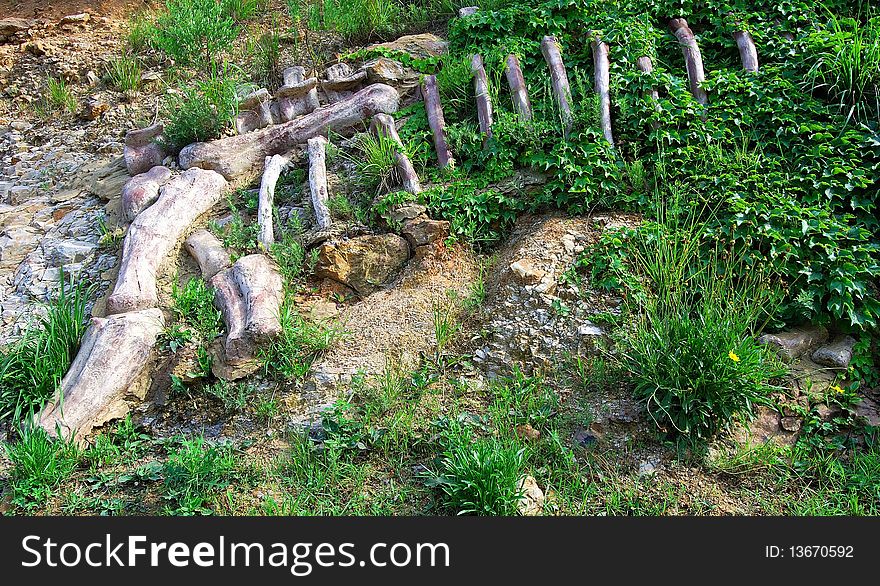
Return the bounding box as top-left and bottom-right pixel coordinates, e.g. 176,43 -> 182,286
426,422 -> 527,516
804,10 -> 880,125
203,380 -> 257,412
162,435 -> 236,515
432,298 -> 460,354
126,10 -> 156,52
4,427 -> 81,510
105,54 -> 142,94
45,77 -> 77,114
170,276 -> 222,341
617,200 -> 786,442
258,299 -> 339,379
0,275 -> 91,421
149,0 -> 239,65
342,132 -> 402,195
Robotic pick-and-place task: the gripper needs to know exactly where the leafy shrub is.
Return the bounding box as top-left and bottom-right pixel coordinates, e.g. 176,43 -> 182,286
171,277 -> 222,341
441,0 -> 880,331
0,275 -> 91,421
162,436 -> 236,515
162,66 -> 239,150
617,207 -> 786,441
426,423 -> 527,515
4,427 -> 80,509
425,175 -> 526,247
150,0 -> 238,65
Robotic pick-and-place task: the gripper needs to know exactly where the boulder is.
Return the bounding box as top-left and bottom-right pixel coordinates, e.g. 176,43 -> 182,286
509,259 -> 545,284
362,58 -> 408,84
124,123 -> 166,176
88,157 -> 130,201
811,335 -> 857,369
316,234 -> 410,296
367,33 -> 448,60
402,216 -> 449,248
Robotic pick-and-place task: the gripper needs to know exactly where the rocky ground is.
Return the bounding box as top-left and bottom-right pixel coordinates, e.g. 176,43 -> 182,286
0,5 -> 160,343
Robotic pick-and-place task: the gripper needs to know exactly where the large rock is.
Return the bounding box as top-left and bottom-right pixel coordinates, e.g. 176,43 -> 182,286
367,33 -> 448,60
361,58 -> 420,100
0,18 -> 33,35
811,335 -> 857,369
758,326 -> 828,363
316,234 -> 410,296
402,216 -> 449,248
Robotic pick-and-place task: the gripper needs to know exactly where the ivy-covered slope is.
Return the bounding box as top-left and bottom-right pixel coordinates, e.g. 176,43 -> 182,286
400,0 -> 879,330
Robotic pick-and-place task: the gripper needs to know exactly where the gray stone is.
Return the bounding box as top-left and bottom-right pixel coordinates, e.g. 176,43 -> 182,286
88,159 -> 130,201
638,458 -> 659,477
854,397 -> 880,427
41,238 -> 97,265
577,323 -> 603,336
811,335 -> 857,369
759,326 -> 828,362
9,184 -> 36,204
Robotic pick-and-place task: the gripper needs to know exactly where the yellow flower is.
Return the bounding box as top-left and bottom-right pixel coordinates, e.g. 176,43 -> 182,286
831,385 -> 844,394
728,350 -> 740,362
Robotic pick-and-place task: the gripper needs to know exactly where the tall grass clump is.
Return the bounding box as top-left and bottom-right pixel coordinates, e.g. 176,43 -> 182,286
162,65 -> 239,150
220,0 -> 266,22
427,423 -> 527,515
0,276 -> 91,421
302,0 -> 399,43
618,199 -> 785,442
45,77 -> 77,114
804,10 -> 880,125
105,54 -> 142,94
4,427 -> 81,509
150,0 -> 239,65
342,132 -> 419,195
127,10 -> 157,52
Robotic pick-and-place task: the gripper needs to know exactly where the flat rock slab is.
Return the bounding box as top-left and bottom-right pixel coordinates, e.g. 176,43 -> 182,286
367,33 -> 448,59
